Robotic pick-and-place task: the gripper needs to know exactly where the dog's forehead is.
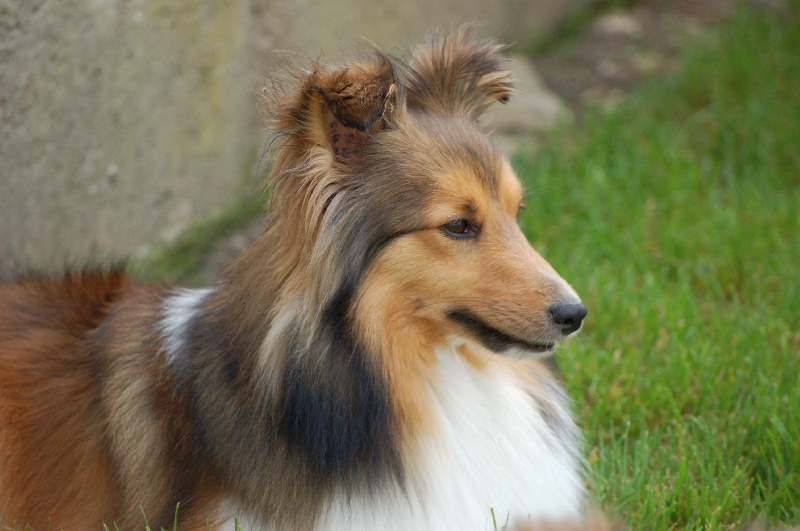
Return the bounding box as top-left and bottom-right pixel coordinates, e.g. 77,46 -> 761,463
399,113 -> 523,209
396,113 -> 506,188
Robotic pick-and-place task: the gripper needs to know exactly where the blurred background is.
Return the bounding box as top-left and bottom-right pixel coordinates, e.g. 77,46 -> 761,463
0,0 -> 598,276
0,0 -> 734,277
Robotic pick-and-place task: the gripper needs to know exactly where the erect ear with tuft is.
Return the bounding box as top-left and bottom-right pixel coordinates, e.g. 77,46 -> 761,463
305,53 -> 397,162
401,27 -> 514,121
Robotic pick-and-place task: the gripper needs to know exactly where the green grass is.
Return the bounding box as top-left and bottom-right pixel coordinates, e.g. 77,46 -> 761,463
514,4 -> 800,528
128,190 -> 265,286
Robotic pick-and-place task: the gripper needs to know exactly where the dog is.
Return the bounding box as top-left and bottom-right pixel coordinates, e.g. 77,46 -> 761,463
0,29 -> 589,530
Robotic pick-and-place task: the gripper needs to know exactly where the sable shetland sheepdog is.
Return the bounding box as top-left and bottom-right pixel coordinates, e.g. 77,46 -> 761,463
0,29 -> 591,530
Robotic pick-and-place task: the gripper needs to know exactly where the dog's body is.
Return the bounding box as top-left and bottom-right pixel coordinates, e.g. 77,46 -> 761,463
0,31 -> 588,530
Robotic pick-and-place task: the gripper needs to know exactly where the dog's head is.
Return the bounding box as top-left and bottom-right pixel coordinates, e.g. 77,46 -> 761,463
262,28 -> 585,361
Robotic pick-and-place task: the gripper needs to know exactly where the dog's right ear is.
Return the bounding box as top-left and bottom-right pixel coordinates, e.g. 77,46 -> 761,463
266,53 -> 398,164
401,27 -> 513,121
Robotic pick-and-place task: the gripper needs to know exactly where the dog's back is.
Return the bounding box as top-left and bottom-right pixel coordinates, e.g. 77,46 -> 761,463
0,271 -> 127,339
0,272 -> 128,527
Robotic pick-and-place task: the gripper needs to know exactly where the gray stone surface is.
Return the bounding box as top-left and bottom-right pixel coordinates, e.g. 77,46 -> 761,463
0,0 -> 594,276
0,1 -> 252,276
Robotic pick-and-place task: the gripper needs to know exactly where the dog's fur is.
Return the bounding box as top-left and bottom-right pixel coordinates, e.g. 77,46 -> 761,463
0,30 -> 589,530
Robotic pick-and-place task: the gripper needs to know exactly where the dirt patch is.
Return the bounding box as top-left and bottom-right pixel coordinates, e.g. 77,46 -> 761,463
534,0 -> 737,115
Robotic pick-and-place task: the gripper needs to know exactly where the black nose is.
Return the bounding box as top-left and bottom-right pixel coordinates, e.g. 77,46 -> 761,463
549,302 -> 587,335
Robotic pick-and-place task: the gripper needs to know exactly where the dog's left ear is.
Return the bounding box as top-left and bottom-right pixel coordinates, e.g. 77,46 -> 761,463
401,27 -> 513,121
268,53 -> 398,163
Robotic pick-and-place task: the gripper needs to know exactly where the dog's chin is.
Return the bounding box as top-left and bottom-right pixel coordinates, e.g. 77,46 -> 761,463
501,342 -> 557,359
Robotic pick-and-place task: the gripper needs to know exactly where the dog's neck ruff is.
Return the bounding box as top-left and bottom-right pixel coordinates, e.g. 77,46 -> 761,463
321,339 -> 584,529
159,292 -> 584,528
225,339 -> 584,530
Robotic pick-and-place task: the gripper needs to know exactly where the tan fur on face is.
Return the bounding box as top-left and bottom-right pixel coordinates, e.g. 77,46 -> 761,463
352,125 -> 575,347
349,114 -> 580,458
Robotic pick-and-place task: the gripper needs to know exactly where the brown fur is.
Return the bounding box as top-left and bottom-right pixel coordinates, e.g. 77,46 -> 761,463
0,29 -> 590,529
0,273 -> 222,529
0,273 -> 125,527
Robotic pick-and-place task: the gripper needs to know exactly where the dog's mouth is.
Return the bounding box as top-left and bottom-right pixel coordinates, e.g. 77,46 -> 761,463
446,309 -> 556,355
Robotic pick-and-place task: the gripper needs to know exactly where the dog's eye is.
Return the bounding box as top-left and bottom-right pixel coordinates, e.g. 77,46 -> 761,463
442,219 -> 477,239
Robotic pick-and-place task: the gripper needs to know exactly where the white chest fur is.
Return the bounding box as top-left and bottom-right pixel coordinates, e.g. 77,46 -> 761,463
318,343 -> 584,530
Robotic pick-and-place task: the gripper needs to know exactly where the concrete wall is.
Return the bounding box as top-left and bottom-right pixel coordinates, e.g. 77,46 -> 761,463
0,0 -> 593,277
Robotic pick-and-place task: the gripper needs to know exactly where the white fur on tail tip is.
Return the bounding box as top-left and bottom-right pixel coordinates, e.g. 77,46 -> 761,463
224,338 -> 584,530
160,288 -> 213,364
